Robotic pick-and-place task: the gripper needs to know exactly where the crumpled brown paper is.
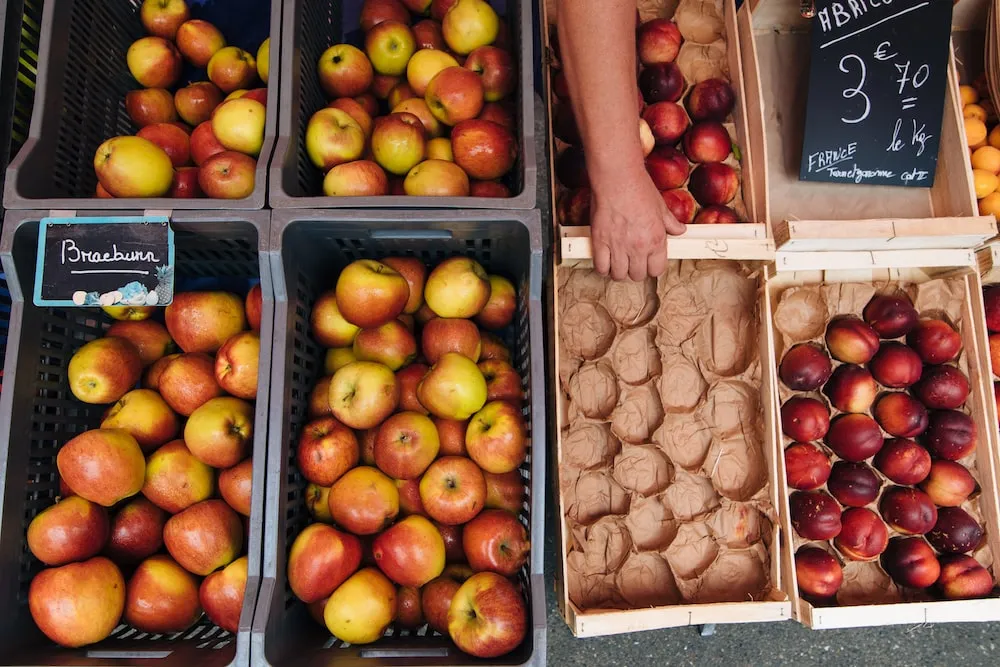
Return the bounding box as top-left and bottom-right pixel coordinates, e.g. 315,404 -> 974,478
563,421 -> 620,470
694,312 -> 756,377
657,283 -> 707,347
773,287 -> 828,342
613,327 -> 662,385
606,278 -> 659,327
699,379 -> 759,441
611,383 -> 664,444
665,470 -> 720,520
660,352 -> 708,412
656,413 -> 714,470
565,471 -> 630,524
616,552 -> 681,607
567,551 -> 622,609
580,516 -> 633,574
837,561 -> 900,606
705,433 -> 768,501
561,302 -> 617,360
666,522 -> 719,579
709,501 -> 770,549
626,494 -> 678,551
568,360 -> 619,419
691,545 -> 770,604
677,40 -> 728,84
674,0 -> 724,43
561,269 -> 610,304
613,444 -> 674,496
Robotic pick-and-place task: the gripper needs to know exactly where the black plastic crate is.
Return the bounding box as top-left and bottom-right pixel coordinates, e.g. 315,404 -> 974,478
253,209 -> 546,666
269,0 -> 537,210
0,0 -> 44,189
0,210 -> 273,666
3,0 -> 281,210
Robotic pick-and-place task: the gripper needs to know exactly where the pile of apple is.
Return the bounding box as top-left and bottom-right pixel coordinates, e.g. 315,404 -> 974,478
304,0 -> 518,197
286,256 -> 530,658
780,292 -> 993,604
962,79 -> 1000,219
93,0 -> 269,200
552,16 -> 744,227
25,287 -> 263,648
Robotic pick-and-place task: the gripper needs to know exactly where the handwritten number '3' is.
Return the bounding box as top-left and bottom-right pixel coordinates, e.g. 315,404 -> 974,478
839,54 -> 871,124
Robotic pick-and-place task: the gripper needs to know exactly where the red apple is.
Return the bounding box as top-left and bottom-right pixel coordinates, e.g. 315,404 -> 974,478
448,572 -> 527,658
463,509 -> 529,576
419,455 -> 486,525
198,151 -> 256,199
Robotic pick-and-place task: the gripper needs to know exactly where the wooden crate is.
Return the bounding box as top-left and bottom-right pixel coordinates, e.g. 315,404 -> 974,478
744,0 -> 993,238
551,255 -> 792,637
763,250 -> 1000,629
543,0 -> 774,262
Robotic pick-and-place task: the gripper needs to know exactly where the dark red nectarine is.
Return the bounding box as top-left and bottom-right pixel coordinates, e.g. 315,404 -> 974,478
827,461 -> 881,507
784,442 -> 832,490
868,342 -> 923,388
920,460 -> 976,507
779,343 -> 833,391
825,414 -> 883,462
881,537 -> 941,589
984,286 -> 1000,333
906,319 -> 961,364
823,364 -> 877,413
873,392 -> 929,438
863,293 -> 918,339
880,486 -> 938,535
825,317 -> 880,364
789,491 -> 842,540
927,507 -> 983,555
911,365 -> 970,410
795,547 -> 843,599
936,554 -> 994,599
781,397 -> 831,443
923,410 -> 977,461
835,507 -> 889,561
872,438 -> 931,485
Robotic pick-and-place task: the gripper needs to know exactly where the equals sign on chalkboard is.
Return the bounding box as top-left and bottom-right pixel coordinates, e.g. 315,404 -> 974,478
799,0 -> 955,188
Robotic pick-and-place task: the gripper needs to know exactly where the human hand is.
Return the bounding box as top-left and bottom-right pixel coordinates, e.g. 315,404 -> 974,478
590,167 -> 686,281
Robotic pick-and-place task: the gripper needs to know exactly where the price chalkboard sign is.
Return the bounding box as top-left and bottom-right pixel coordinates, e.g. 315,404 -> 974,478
799,0 -> 955,187
33,216 -> 175,308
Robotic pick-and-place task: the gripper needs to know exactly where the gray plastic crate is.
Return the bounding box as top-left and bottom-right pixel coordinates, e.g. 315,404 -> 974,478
269,0 -> 537,210
253,209 -> 546,666
0,0 -> 44,188
0,210 -> 273,667
3,0 -> 281,210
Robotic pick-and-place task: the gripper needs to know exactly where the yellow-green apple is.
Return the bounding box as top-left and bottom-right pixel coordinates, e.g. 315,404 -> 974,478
403,0 -> 433,14
215,331 -> 260,399
176,19 -> 226,67
466,400 -> 526,474
288,524 -> 363,603
463,509 -> 528,576
140,0 -> 190,39
353,320 -> 417,370
184,397 -> 254,468
427,136 -> 453,160
211,99 -> 266,156
372,73 -> 402,99
396,362 -> 429,414
417,352 -> 487,420
326,347 -> 358,374
305,483 -> 334,523
434,417 -> 468,455
296,416 -> 359,487
329,466 -> 400,534
479,359 -> 521,405
257,38 -> 270,83
135,122 -> 190,167
425,256 -> 491,317
198,150 -> 257,198
27,496 -> 109,566
404,158 -> 471,196
413,19 -> 445,50
166,290 -> 247,354
452,119 -> 516,180
94,136 -> 174,197
388,81 -> 417,110
200,555 -> 247,633
310,289 -> 361,347
372,515 -> 445,586
126,88 -> 178,127
374,411 -> 440,479
309,376 -> 334,418
393,98 -> 444,137
465,46 -> 514,101
475,275 -> 516,330
101,388 -> 180,452
407,48 -> 459,96
425,66 -> 485,125
480,331 -> 511,362
191,120 -> 227,165
484,470 -> 524,514
57,429 -> 145,507
175,81 -> 223,126
372,112 -> 427,176
159,352 -> 223,416
419,455 -> 486,524
319,44 -> 374,98
164,499 -> 243,575
219,458 -> 252,516
128,36 -> 182,88
335,259 -> 411,328
397,478 -> 427,516
106,319 -> 173,367
324,568 -> 397,644
144,352 -> 180,391
365,21 -> 416,76
143,439 -> 216,513
422,318 -> 481,363
28,557 -> 125,648
478,100 -> 514,129
360,428 -> 378,465
207,46 -> 257,93
398,585 -> 423,628
246,284 -> 263,332
125,555 -> 202,633
306,107 -> 366,171
329,361 -> 400,429
361,0 -> 411,31
106,497 -> 166,565
442,0 -> 498,54
102,304 -> 154,321
328,98 -> 374,137
447,572 -> 527,657
422,570 -> 463,633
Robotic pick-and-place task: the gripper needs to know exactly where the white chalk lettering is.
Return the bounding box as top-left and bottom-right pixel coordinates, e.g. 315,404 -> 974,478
807,143 -> 858,172
887,119 -> 904,152
832,3 -> 852,27
61,239 -> 159,265
901,168 -> 929,183
911,120 -> 931,156
828,164 -> 897,183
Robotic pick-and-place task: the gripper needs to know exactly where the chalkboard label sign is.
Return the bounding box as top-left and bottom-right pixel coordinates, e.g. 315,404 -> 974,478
799,0 -> 955,187
33,216 -> 175,308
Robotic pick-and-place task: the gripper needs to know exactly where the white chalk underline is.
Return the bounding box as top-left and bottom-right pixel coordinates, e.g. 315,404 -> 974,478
69,269 -> 150,275
820,2 -> 930,50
